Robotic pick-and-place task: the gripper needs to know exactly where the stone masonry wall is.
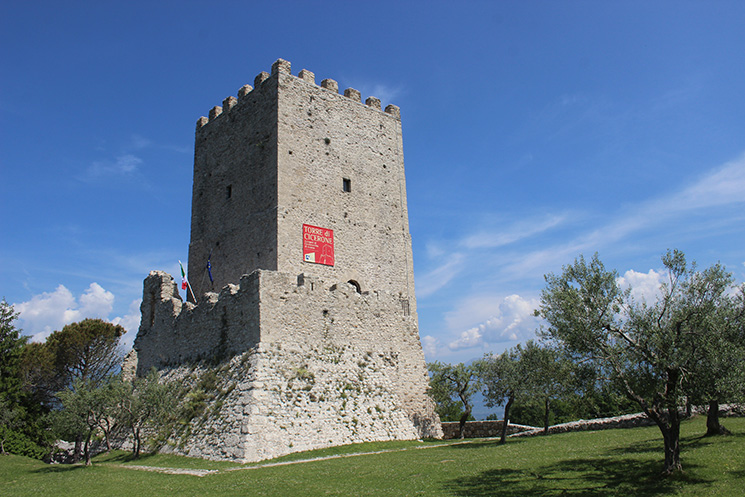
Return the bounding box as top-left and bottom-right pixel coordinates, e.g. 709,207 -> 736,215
187,60 -> 416,315
188,72 -> 279,299
440,421 -> 535,439
132,269 -> 442,462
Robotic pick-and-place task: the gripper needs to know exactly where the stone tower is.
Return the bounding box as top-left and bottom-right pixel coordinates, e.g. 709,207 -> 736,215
131,59 -> 441,462
188,58 -> 415,316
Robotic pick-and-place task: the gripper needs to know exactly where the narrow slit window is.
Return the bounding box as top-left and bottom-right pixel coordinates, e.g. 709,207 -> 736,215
226,185 -> 232,199
342,178 -> 351,193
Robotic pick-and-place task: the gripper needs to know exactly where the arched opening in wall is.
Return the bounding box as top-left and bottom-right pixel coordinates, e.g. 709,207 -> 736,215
348,280 -> 361,293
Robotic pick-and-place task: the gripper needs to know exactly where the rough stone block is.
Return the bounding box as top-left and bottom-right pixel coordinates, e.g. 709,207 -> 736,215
321,78 -> 338,93
344,88 -> 361,102
365,96 -> 381,110
238,84 -> 253,98
298,69 -> 315,84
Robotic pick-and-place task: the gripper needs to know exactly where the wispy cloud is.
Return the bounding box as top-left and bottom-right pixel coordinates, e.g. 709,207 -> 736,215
461,213 -> 567,249
344,79 -> 404,108
421,335 -> 439,359
82,154 -> 143,182
416,253 -> 465,297
502,153 -> 745,278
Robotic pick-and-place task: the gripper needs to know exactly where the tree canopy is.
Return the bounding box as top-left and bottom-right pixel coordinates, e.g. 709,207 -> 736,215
537,249 -> 742,475
428,362 -> 478,438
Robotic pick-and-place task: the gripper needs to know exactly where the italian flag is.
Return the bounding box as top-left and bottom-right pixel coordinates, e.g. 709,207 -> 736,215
179,260 -> 188,290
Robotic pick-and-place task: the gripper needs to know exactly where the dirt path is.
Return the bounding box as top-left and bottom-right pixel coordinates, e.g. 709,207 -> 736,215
110,439 -> 476,477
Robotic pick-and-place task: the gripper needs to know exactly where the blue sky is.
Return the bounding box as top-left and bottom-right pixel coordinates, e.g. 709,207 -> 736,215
2,1 -> 744,366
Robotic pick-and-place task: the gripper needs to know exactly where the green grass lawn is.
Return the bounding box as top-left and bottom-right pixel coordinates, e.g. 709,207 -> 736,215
2,417 -> 744,496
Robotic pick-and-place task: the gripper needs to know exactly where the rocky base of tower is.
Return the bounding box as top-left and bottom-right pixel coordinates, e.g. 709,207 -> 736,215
129,270 -> 442,462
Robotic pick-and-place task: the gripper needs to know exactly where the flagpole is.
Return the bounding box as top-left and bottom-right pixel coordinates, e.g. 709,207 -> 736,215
187,280 -> 198,304
179,260 -> 198,305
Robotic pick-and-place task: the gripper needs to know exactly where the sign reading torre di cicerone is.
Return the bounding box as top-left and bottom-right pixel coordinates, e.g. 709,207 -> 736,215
126,59 -> 442,463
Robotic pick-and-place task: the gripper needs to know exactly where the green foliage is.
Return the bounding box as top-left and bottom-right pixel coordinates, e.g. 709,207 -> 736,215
427,362 -> 478,436
0,429 -> 47,460
54,378 -> 121,465
537,250 -> 742,474
0,300 -> 51,458
18,341 -> 57,409
476,341 -> 576,435
46,319 -> 126,388
117,368 -> 179,459
0,299 -> 26,405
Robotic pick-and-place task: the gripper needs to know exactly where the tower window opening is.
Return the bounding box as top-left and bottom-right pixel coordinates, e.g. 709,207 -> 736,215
343,178 -> 351,192
226,185 -> 232,199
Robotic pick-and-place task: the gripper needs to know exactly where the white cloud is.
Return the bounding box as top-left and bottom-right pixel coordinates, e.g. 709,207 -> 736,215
112,298 -> 142,351
79,282 -> 115,316
447,294 -> 541,351
617,269 -> 664,304
668,154 -> 745,211
15,283 -> 116,342
421,335 -> 439,359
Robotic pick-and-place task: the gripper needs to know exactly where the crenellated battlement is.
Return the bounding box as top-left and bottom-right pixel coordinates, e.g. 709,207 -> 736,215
196,58 -> 400,130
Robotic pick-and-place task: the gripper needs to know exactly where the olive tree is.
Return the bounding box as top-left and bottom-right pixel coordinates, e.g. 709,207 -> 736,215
686,285 -> 745,436
117,368 -> 178,459
519,341 -> 573,435
475,346 -> 523,443
537,250 -> 736,475
55,378 -> 120,465
476,340 -> 573,441
427,362 -> 478,439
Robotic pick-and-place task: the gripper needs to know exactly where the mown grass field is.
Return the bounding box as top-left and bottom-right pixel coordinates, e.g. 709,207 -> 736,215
2,417 -> 744,496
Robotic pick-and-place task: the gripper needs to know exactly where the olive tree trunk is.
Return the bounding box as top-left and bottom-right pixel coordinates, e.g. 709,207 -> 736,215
500,395 -> 514,444
705,400 -> 729,436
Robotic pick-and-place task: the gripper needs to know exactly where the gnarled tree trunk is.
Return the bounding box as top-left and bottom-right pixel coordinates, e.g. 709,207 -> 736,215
705,399 -> 729,436
649,405 -> 682,475
500,394 -> 514,444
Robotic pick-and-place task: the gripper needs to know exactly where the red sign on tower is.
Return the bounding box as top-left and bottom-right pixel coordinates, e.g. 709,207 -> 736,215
302,224 -> 334,266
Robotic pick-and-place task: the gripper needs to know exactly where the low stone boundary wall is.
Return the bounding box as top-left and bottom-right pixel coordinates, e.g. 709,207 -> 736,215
440,420 -> 536,439
510,412 -> 655,438
442,404 -> 745,440
511,404 -> 745,438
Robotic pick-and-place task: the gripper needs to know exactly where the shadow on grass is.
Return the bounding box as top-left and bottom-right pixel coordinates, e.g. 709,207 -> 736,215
442,457 -> 710,496
607,429 -> 744,458
445,438 -> 530,450
32,463 -> 90,474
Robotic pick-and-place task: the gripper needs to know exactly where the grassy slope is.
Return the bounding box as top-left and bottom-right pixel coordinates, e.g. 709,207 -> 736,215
1,417 -> 744,496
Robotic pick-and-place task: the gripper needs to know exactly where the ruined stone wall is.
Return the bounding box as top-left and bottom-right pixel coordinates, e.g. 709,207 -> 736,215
132,269 -> 442,462
134,271 -> 261,372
